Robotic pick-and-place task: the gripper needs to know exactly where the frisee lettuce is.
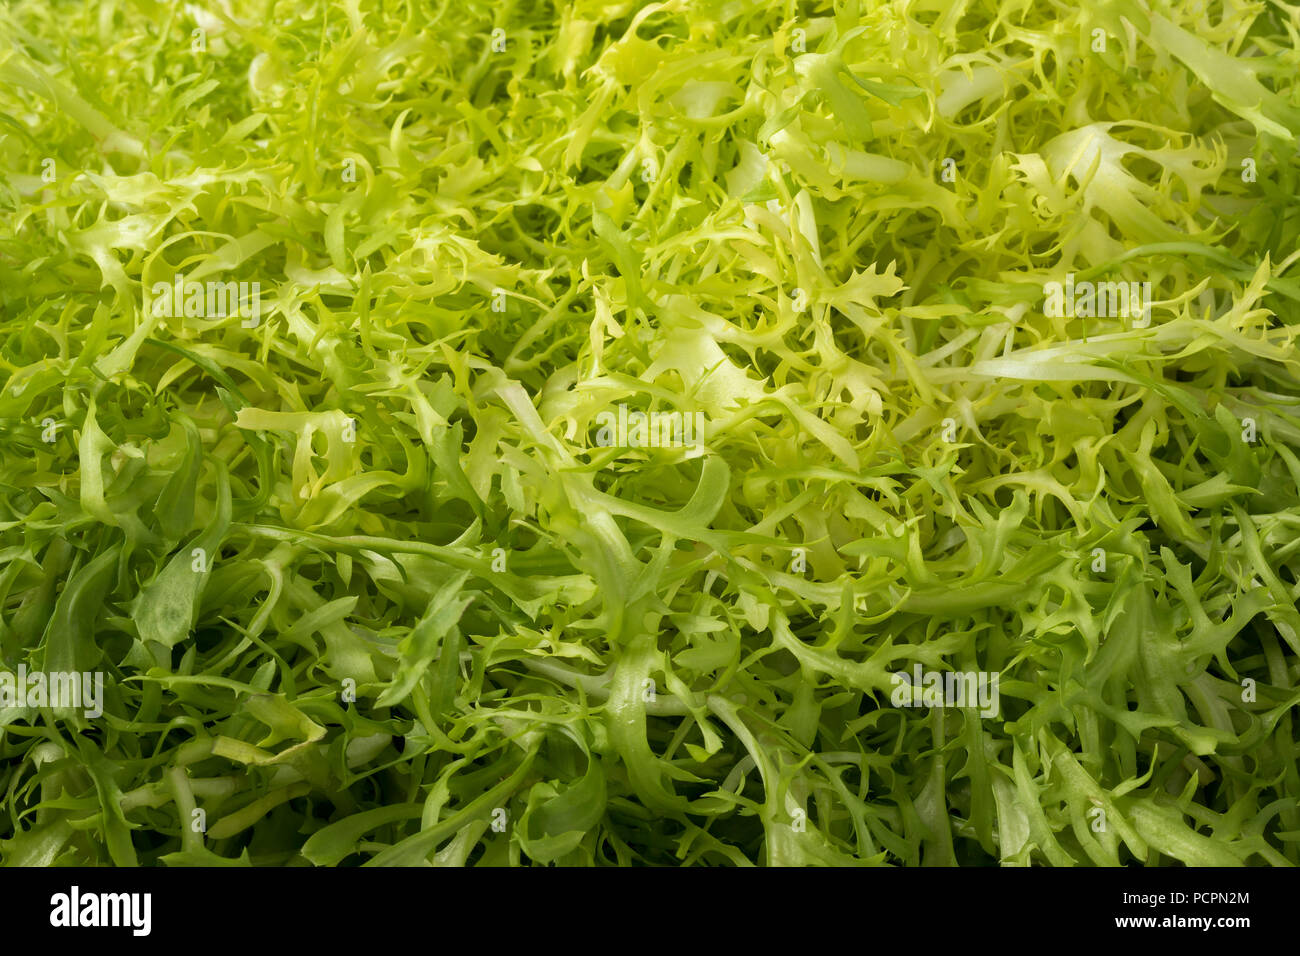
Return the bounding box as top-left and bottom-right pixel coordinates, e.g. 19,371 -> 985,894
1,0 -> 1299,867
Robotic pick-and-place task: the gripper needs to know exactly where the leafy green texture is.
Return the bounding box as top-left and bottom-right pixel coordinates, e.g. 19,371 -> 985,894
2,0 -> 1300,866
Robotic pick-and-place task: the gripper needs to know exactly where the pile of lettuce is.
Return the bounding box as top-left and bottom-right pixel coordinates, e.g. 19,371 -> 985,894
2,0 -> 1300,866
